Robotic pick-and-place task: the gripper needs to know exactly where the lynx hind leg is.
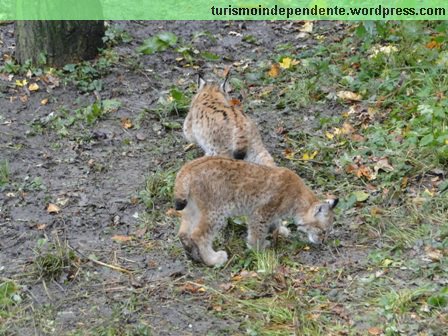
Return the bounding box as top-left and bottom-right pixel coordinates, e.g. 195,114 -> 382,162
247,214 -> 272,251
190,214 -> 228,267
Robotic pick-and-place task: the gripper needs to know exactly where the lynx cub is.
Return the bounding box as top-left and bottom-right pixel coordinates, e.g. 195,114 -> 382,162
174,156 -> 338,266
183,74 -> 275,166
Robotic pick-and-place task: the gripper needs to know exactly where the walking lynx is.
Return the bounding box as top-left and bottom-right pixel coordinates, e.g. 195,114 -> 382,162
183,73 -> 275,166
174,156 -> 338,266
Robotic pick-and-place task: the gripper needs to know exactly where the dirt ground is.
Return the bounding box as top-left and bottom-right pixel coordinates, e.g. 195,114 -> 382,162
2,21 -> 446,335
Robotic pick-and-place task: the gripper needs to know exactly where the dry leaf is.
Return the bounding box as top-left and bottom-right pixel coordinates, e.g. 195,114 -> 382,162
47,203 -> 60,214
373,158 -> 394,176
302,150 -> 318,161
40,98 -> 49,105
112,235 -> 133,242
426,40 -> 441,49
325,131 -> 334,140
350,134 -> 365,142
28,83 -> 39,91
267,63 -> 280,78
180,282 -> 206,294
368,327 -> 383,335
19,95 -> 28,103
299,21 -> 313,33
283,148 -> 295,160
341,122 -> 355,134
424,246 -> 443,261
133,227 -> 147,238
15,79 -> 28,87
279,57 -> 299,69
121,117 -> 133,129
36,223 -> 47,230
337,91 -> 362,101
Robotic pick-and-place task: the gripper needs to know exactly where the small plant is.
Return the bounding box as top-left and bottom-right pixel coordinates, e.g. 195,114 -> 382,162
32,237 -> 78,280
0,160 -> 10,188
137,32 -> 178,55
139,169 -> 177,209
0,280 -> 20,310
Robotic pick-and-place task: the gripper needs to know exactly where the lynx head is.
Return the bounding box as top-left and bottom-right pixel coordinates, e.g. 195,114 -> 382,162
196,71 -> 231,98
296,198 -> 338,245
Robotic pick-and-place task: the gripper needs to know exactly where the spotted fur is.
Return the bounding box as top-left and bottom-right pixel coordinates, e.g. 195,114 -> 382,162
174,156 -> 338,266
183,75 -> 275,166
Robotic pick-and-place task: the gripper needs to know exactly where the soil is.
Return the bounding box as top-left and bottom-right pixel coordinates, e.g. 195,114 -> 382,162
0,21 -> 353,335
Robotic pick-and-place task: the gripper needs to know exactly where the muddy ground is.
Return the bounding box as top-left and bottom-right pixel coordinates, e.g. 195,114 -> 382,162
0,20 -> 402,335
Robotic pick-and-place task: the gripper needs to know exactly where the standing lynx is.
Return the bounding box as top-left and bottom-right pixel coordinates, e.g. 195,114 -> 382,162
174,156 -> 338,266
183,74 -> 275,166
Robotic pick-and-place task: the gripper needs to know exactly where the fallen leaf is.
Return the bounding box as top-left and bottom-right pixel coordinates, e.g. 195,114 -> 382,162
425,246 -> 443,261
267,63 -> 280,78
426,40 -> 441,49
40,98 -> 49,105
401,176 -> 408,189
180,282 -> 206,294
325,131 -> 334,140
337,91 -> 362,101
302,150 -> 318,161
368,327 -> 383,335
112,235 -> 133,242
382,258 -> 394,267
357,166 -> 374,180
15,79 -> 28,87
283,148 -> 295,160
350,134 -> 365,142
133,227 -> 147,238
279,57 -> 299,69
28,83 -> 39,91
121,117 -> 133,129
374,158 -> 394,173
212,305 -> 222,312
47,203 -> 60,214
341,122 -> 355,134
19,95 -> 28,103
36,223 -> 47,230
299,21 -> 313,33
353,191 -> 369,202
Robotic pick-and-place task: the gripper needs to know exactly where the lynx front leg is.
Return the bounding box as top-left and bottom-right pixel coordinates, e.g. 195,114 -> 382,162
190,215 -> 228,267
246,214 -> 271,251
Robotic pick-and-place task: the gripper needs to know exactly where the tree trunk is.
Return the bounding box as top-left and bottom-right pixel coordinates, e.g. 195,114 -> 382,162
15,21 -> 105,67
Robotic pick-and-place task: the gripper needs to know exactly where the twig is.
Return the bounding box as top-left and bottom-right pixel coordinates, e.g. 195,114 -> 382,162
69,244 -> 133,275
42,279 -> 53,301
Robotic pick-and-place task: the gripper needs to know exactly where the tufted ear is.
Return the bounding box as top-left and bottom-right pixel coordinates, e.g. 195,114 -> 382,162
197,74 -> 206,90
326,198 -> 339,209
220,68 -> 230,92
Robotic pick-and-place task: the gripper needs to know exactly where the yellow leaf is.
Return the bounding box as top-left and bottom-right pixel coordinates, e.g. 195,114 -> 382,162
47,203 -> 60,214
337,90 -> 362,101
112,235 -> 133,242
279,57 -> 299,69
325,131 -> 334,140
40,98 -> 49,105
121,117 -> 133,129
445,139 -> 448,145
302,150 -> 318,161
382,258 -> 393,267
15,79 -> 28,87
28,83 -> 39,91
299,21 -> 313,33
341,122 -> 355,134
267,63 -> 280,78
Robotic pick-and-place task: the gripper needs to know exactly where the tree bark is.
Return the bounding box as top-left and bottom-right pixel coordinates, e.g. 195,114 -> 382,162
15,21 -> 105,67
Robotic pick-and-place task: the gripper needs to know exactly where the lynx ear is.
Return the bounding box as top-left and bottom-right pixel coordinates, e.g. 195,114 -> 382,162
220,68 -> 230,92
197,74 -> 206,90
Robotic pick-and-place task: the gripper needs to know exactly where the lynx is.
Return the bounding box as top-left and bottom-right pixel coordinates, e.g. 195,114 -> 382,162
183,73 -> 275,166
174,156 -> 338,266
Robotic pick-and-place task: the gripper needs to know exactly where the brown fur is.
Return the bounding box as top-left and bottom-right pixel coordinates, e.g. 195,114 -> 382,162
174,156 -> 338,266
183,78 -> 275,166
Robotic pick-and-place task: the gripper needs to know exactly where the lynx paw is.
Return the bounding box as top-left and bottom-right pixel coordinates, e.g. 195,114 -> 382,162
206,250 -> 228,267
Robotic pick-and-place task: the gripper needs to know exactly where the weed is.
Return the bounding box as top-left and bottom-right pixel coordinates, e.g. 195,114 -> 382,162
139,169 -> 177,210
0,159 -> 10,188
32,237 -> 78,280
